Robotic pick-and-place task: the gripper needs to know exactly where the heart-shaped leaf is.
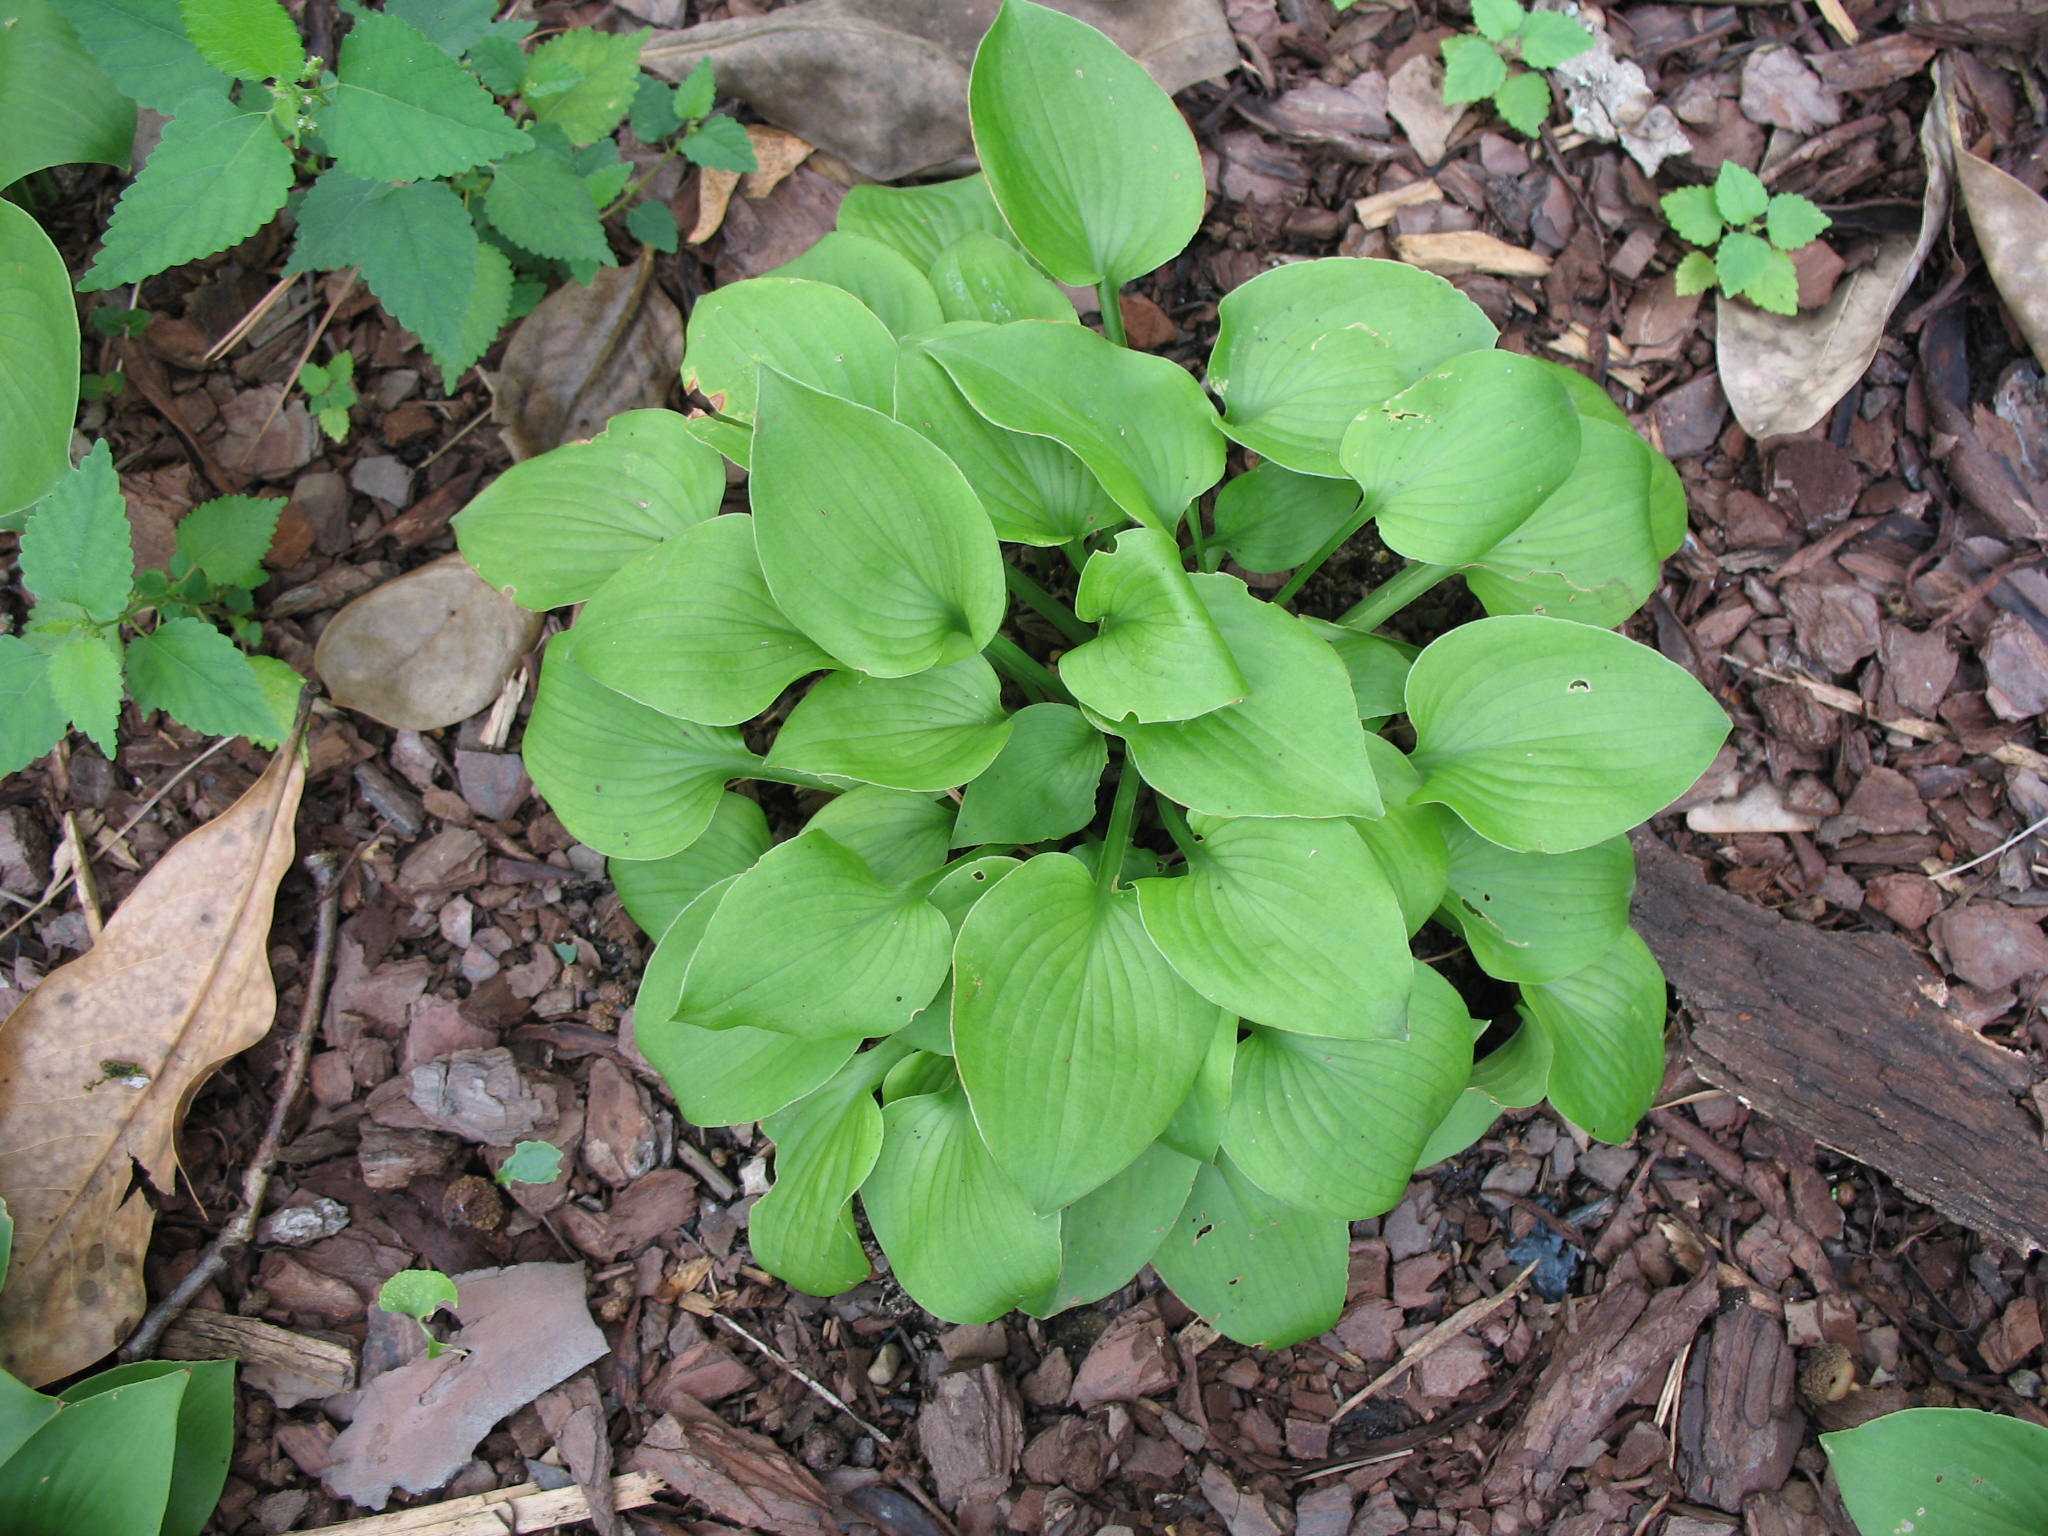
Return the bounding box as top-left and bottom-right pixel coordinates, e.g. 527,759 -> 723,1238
610,791 -> 770,938
807,787 -> 956,886
1825,1408 -> 2048,1536
929,232 -> 1078,325
752,1048 -> 899,1295
1416,1018 -> 1552,1167
1208,462 -> 1363,575
1406,615 -> 1730,852
953,703 -> 1107,846
1350,734 -> 1450,934
752,370 -> 1005,677
1303,621 -> 1415,720
769,230 -> 944,338
1150,1155 -> 1348,1347
838,173 -> 1016,269
767,656 -> 1013,792
1437,819 -> 1635,983
1521,928 -> 1666,1142
1022,1141 -> 1200,1316
1061,529 -> 1247,723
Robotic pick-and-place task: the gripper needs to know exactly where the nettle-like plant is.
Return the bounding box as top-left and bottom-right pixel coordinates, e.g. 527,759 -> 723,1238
58,0 -> 755,386
454,0 -> 1728,1346
1661,161 -> 1830,317
1440,0 -> 1593,138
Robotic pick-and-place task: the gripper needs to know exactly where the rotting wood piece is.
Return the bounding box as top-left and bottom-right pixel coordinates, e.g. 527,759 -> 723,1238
294,1471 -> 666,1535
1676,1288 -> 1804,1513
1631,833 -> 2048,1255
157,1307 -> 356,1392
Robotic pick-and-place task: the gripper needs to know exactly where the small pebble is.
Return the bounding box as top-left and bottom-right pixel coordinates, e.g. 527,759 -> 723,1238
868,1339 -> 904,1386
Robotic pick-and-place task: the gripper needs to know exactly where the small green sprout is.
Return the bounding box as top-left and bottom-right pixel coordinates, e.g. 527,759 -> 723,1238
1661,161 -> 1830,316
495,1139 -> 565,1187
298,350 -> 357,442
376,1268 -> 464,1359
1441,0 -> 1594,138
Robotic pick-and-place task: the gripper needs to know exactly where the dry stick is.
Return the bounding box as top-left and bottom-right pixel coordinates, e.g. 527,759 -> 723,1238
201,271 -> 302,364
121,850 -> 345,1361
707,1311 -> 894,1444
293,1471 -> 668,1536
234,267 -> 359,467
61,813 -> 105,942
1330,1260 -> 1540,1423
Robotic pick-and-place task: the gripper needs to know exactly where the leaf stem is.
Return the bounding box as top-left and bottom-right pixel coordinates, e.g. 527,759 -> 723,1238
1003,562 -> 1092,646
1340,561 -> 1456,632
1271,493 -> 1372,608
747,763 -> 844,792
1183,503 -> 1209,574
1096,277 -> 1127,347
984,634 -> 1073,705
1155,796 -> 1200,862
1096,758 -> 1145,897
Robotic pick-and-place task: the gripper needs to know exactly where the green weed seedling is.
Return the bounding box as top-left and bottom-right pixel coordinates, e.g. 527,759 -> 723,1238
1825,1406 -> 2048,1535
377,1269 -> 465,1360
1440,0 -> 1594,138
298,348 -> 358,442
1662,161 -> 1830,316
56,0 -> 756,387
453,0 -> 1728,1347
495,1139 -> 565,1187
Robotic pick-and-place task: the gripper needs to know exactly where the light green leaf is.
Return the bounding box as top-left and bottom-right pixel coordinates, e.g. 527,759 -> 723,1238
1712,159 -> 1770,226
0,0 -> 135,188
1713,228 -> 1773,298
1209,463 -> 1363,575
1542,358 -> 1631,427
1061,528 -> 1246,723
921,315 -> 1226,536
769,231 -> 943,338
1300,620 -> 1414,719
122,617 -> 272,739
0,1367 -> 182,1536
20,442 -> 132,622
0,1365 -> 58,1468
679,276 -> 898,467
243,655 -> 303,748
523,27 -> 647,146
862,1081 -> 1062,1324
1417,1019 -> 1551,1166
1340,349 -> 1580,564
521,630 -> 759,859
1208,258 -> 1498,478
1112,574 -> 1380,820
575,516 -> 832,726
1350,733 -> 1449,934
1406,615 -> 1730,853
0,204 -> 82,519
968,0 -> 1204,287
1824,1407 -> 2048,1536
1660,185 -> 1724,249
378,1269 -> 458,1321
324,9 -> 528,180
929,232 -> 1077,325
610,791 -> 770,938
172,494 -> 280,589
1491,68 -> 1552,136
46,633 -> 123,756
807,787 -> 955,886
386,0 -> 496,57
1223,963 -> 1475,1218
1151,1155 -> 1348,1348
954,850 -> 1217,1211
1743,247 -> 1801,315
839,173 -> 1016,268
680,830 -> 951,1038
1440,34 -> 1507,103
46,0 -> 228,112
671,55 -> 716,122
52,1357 -> 232,1536
486,146 -> 613,267
1438,818 -> 1633,983
1139,812 -> 1411,1038
1159,1010 -> 1236,1160
178,0 -> 298,81
679,113 -> 756,171
454,408 -> 725,610
1024,1142 -> 1200,1316
0,637 -> 67,775
1673,249 -> 1718,297
79,89 -> 293,290
1765,192 -> 1830,251
953,702 -> 1106,845
1523,928 -> 1666,1142
496,1140 -> 564,1186
1471,0 -> 1523,41
898,855 -> 1023,1054
768,658 -> 1012,793
1516,10 -> 1593,68
754,1052 -> 892,1295
751,370 -> 1004,677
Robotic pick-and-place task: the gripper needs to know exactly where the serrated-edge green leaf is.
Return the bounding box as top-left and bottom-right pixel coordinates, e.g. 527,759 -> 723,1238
325,8 -> 529,181
485,146 -> 614,267
1515,10 -> 1593,69
0,636 -> 67,775
1471,0 -> 1523,41
1672,249 -> 1718,297
1659,184 -> 1724,249
1764,192 -> 1830,251
1440,34 -> 1507,104
1491,68 -> 1552,137
19,441 -> 133,621
1713,228 -> 1773,300
178,0 -> 301,82
1712,159 -> 1770,226
523,27 -> 648,147
679,112 -> 756,171
123,617 -> 274,739
45,632 -> 124,756
47,0 -> 231,113
172,494 -> 281,589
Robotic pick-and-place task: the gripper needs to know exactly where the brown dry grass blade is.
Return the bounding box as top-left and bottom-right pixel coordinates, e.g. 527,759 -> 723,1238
0,729 -> 306,1384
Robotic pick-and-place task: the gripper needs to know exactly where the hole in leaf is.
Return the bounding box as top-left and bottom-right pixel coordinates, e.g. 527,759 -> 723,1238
1193,1223 -> 1215,1241
1567,678 -> 1592,692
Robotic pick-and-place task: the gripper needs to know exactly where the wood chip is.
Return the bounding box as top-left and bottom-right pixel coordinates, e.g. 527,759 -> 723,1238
158,1308 -> 356,1392
1353,179 -> 1442,230
1392,231 -> 1552,277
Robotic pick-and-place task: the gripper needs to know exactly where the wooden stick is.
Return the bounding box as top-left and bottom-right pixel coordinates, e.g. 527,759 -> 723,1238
296,1471 -> 667,1535
1331,1261 -> 1539,1421
709,1310 -> 894,1444
158,1308 -> 355,1391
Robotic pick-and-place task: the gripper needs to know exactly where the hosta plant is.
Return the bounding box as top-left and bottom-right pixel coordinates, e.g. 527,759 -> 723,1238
1825,1408 -> 2048,1536
455,0 -> 1728,1347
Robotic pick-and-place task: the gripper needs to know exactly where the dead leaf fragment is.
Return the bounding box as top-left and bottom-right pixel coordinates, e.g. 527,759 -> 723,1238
1553,22 -> 1692,176
1393,230 -> 1552,277
314,553 -> 543,731
1739,46 -> 1843,134
1385,54 -> 1467,167
1953,140 -> 2048,370
0,728 -> 306,1384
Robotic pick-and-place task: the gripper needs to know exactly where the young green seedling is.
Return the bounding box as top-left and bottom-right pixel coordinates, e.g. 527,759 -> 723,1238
376,1269 -> 464,1360
298,350 -> 357,443
494,1140 -> 565,1188
1661,161 -> 1830,316
1440,0 -> 1594,138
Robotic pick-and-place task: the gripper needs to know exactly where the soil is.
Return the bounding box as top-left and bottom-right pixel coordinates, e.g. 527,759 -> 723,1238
3,1 -> 2047,1534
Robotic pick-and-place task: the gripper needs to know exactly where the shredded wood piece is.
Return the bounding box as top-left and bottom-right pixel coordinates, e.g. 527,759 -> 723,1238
297,1471 -> 666,1535
1331,1260 -> 1539,1421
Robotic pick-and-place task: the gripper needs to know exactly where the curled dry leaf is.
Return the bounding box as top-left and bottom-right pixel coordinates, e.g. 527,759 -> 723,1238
1952,136 -> 2048,370
314,552 -> 543,731
489,250 -> 684,461
0,724 -> 306,1385
688,125 -> 818,245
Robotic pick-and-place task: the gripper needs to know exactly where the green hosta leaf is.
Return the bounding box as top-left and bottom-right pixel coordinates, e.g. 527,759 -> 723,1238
522,630 -> 759,858
1523,928 -> 1666,1142
21,442 -> 133,622
679,276 -> 898,466
1416,1018 -> 1551,1167
1209,463 -> 1363,575
1544,359 -> 1631,427
610,791 -> 770,937
1341,349 -> 1580,564
894,339 -> 1119,546
625,199 -> 679,253
680,830 -> 951,1038
1765,192 -> 1830,251
1208,258 -> 1498,478
386,0 -> 496,57
863,1080 -> 1063,1323
172,494 -> 280,589
1660,185 -> 1723,249
1742,247 -> 1801,315
0,204 -> 81,519
769,231 -> 944,338
1712,159 -> 1770,226
1351,733 -> 1449,935
679,114 -> 757,171
1062,529 -> 1247,723
575,516 -> 832,726
1825,1407 -> 2048,1536
46,633 -> 123,756
0,637 -> 67,775
929,232 -> 1077,325
0,1367 -> 184,1535
1673,249 -> 1718,297
324,9 -> 528,180
0,0 -> 135,188
754,1052 -> 891,1295
1139,812 -> 1411,1038
1152,1155 -> 1348,1347
751,370 -> 1004,677
523,27 -> 647,146
178,0 -> 299,81
1024,1141 -> 1200,1316
47,0 -> 228,112
1440,34 -> 1507,103
954,850 -> 1218,1211
1159,1011 -> 1236,1161
58,1358 -> 232,1536
899,855 -> 1023,1053
768,658 -> 1012,793
1407,615 -> 1728,853
953,702 -> 1107,845
839,173 -> 1017,268
807,788 -> 954,885
1439,819 -> 1633,983
1111,574 -> 1380,820
79,89 -> 292,289
1223,963 -> 1475,1218
969,0 -> 1203,287
454,409 -> 724,610
1302,621 -> 1414,720
1471,0 -> 1523,41
1713,228 -> 1773,299
485,147 -> 613,268
1516,10 -> 1593,68
0,1362 -> 57,1466
124,617 -> 273,739
671,56 -> 715,122
922,320 -> 1226,535
1491,68 -> 1552,136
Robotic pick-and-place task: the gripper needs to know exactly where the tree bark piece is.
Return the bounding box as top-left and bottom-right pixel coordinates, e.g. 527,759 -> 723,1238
1631,834 -> 2048,1255
1677,1289 -> 1804,1512
157,1307 -> 356,1392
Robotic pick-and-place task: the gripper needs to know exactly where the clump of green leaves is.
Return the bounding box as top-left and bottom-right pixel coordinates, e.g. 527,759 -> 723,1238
1825,1407 -> 2048,1535
454,0 -> 1727,1348
57,0 -> 756,387
297,348 -> 356,442
1440,0 -> 1593,137
1,443 -> 299,774
376,1269 -> 463,1359
1661,161 -> 1829,316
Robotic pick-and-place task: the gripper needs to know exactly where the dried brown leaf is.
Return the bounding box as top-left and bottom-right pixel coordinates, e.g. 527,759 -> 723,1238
1385,54 -> 1467,167
0,730 -> 306,1384
1954,139 -> 2048,370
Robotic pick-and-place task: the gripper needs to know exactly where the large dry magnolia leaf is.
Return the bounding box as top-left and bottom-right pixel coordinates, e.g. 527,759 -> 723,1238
315,552 -> 544,731
0,730 -> 305,1385
1954,138 -> 2048,371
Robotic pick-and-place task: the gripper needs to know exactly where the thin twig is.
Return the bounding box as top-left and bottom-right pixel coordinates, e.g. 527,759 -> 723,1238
201,272 -> 301,363
415,404 -> 494,471
1928,808 -> 2048,880
1331,1260 -> 1539,1422
121,850 -> 345,1361
61,813 -> 104,942
708,1311 -> 894,1444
